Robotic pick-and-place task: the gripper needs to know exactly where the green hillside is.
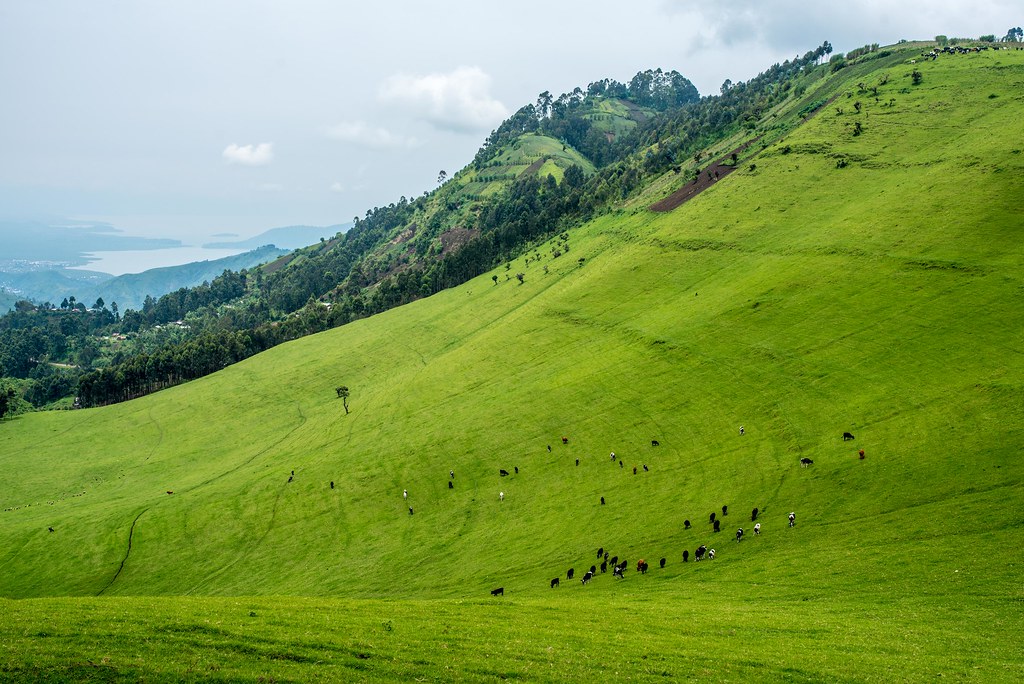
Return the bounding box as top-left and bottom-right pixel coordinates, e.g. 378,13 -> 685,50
2,44 -> 1023,682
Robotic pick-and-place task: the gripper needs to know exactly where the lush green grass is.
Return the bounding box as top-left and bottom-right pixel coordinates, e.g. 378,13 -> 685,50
1,46 -> 1023,681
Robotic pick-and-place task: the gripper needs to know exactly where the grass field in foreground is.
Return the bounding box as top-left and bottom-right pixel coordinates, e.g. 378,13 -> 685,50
2,590 -> 1021,683
1,45 -> 1023,682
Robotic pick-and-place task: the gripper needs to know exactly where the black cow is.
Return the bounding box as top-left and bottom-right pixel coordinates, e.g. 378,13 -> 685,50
609,556 -> 618,567
576,459 -> 579,466
567,568 -> 575,580
682,549 -> 690,562
613,565 -> 624,578
789,512 -> 796,527
550,577 -> 559,588
514,466 -> 519,474
597,547 -> 604,559
659,557 -> 666,569
651,439 -> 660,446
722,505 -> 728,516
684,519 -> 691,530
48,526 -> 54,533
633,466 -> 637,475
751,507 -> 759,521
604,551 -> 609,561
581,571 -> 594,584
600,561 -> 607,573
643,464 -> 649,472
709,512 -> 716,523
601,496 -> 605,505
562,436 -> 569,444
330,481 -> 335,489
287,475 -> 293,483
491,587 -> 504,596
713,519 -> 721,532
499,469 -> 510,476
800,457 -> 814,467
843,432 -> 855,441
695,545 -> 707,561
408,507 -> 414,515
590,565 -> 597,575
638,560 -> 648,574
736,528 -> 744,542
547,445 -> 552,452
448,481 -> 454,489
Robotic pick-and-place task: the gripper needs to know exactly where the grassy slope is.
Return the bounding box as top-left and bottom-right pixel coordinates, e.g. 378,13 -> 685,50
2,47 -> 1023,681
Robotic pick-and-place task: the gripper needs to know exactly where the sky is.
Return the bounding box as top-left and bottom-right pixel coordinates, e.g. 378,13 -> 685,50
1,0 -> 1019,247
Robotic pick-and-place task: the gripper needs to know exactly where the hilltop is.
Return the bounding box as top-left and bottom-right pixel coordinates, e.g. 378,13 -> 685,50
1,41 -> 1023,682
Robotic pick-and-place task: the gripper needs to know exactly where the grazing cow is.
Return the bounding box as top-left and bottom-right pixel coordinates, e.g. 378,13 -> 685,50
450,470 -> 454,479
659,557 -> 666,569
581,571 -> 594,584
722,505 -> 728,516
330,481 -> 335,489
708,549 -> 716,560
48,526 -> 54,533
613,565 -> 624,579
633,466 -> 637,475
515,466 -> 519,474
739,426 -> 745,435
287,475 -> 293,483
610,452 -> 616,461
166,491 -> 173,495
600,561 -> 608,573
800,457 -> 814,467
576,459 -> 580,466
550,577 -> 559,588
751,507 -> 759,521
652,439 -> 660,446
620,460 -> 623,468
695,545 -> 707,561
859,449 -> 865,459
408,507 -> 414,515
499,491 -> 504,502
843,432 -> 855,441
500,469 -> 509,476
789,512 -> 796,527
547,445 -> 552,452
403,489 -> 408,500
638,560 -> 649,574
597,547 -> 604,559
710,512 -> 716,524
736,528 -> 744,542
754,523 -> 761,535
448,481 -> 454,489
609,556 -> 618,568
682,549 -> 690,563
684,519 -> 691,530
567,568 -> 575,580
713,520 -> 721,533
590,565 -> 597,575
643,464 -> 649,472
619,560 -> 628,573
604,551 -> 609,561
562,436 -> 569,444
491,587 -> 504,596
291,470 -> 294,476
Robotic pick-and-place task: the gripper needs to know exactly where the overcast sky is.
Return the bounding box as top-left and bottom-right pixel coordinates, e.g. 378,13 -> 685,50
1,0 -> 1019,244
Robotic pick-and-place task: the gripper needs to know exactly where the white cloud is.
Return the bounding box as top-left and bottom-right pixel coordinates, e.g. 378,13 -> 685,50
222,142 -> 274,166
379,66 -> 508,133
324,120 -> 418,148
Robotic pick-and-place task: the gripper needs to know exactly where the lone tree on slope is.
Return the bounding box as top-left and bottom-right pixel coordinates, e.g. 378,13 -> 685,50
336,386 -> 350,414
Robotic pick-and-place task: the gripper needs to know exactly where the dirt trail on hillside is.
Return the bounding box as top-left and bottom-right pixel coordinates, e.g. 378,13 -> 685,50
649,137 -> 762,212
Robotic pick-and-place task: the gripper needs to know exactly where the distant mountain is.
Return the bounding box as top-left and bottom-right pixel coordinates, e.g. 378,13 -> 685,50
0,245 -> 288,312
88,245 -> 289,311
203,224 -> 350,250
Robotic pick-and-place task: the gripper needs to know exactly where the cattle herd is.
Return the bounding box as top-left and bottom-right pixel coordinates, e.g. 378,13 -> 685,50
376,429 -> 856,598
